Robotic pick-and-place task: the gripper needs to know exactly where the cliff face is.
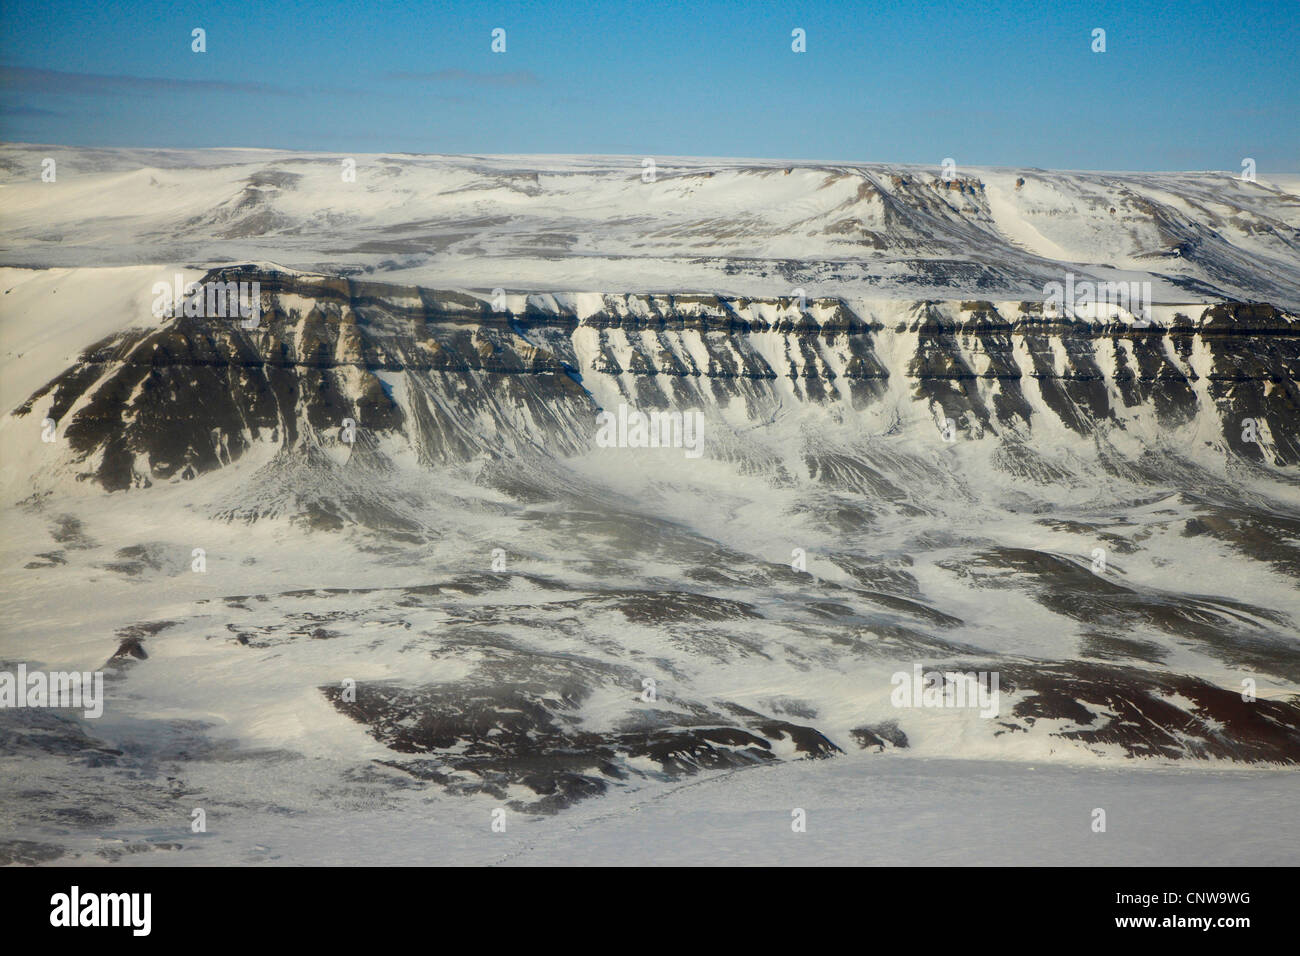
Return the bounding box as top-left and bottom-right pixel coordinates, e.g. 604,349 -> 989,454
11,266 -> 1299,495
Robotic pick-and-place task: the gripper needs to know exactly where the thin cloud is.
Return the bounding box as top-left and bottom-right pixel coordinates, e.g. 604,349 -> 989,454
0,103 -> 63,117
386,69 -> 541,88
0,65 -> 288,96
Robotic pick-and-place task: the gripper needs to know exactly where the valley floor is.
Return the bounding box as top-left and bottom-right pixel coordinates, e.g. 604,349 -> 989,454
5,752 -> 1296,866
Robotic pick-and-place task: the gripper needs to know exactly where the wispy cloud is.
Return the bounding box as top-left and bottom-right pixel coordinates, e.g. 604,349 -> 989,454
0,65 -> 288,96
386,69 -> 541,88
0,103 -> 63,117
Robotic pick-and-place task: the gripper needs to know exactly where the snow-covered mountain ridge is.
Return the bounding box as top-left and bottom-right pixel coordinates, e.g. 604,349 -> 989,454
3,144 -> 1298,308
2,150 -> 1299,855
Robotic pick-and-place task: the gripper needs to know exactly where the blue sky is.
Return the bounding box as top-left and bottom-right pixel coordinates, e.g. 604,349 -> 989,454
1,0 -> 1296,170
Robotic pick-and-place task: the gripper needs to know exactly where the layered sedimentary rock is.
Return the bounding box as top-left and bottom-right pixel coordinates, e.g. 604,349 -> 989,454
11,266 -> 1299,497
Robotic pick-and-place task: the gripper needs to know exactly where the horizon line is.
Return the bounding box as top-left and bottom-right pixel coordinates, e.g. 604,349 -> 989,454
3,141 -> 1298,177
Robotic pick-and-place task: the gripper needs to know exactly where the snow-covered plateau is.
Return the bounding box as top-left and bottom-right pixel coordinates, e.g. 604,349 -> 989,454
1,146 -> 1297,865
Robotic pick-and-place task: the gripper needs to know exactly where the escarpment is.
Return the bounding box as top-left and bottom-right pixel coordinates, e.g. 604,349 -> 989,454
10,266 -> 1299,493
